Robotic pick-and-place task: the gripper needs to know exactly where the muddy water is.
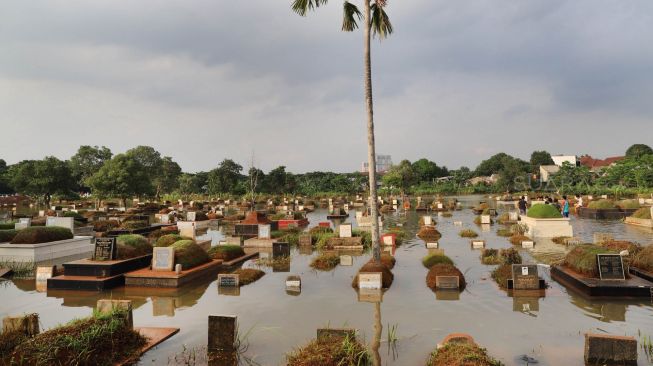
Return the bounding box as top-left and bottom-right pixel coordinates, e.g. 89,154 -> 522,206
1,197 -> 653,365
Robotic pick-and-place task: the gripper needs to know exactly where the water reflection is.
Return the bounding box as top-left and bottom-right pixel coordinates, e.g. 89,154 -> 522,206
568,294 -> 628,322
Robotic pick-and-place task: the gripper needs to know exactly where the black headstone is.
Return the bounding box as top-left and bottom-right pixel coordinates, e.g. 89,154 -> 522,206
597,254 -> 625,280
273,242 -> 290,259
93,237 -> 117,261
511,264 -> 540,290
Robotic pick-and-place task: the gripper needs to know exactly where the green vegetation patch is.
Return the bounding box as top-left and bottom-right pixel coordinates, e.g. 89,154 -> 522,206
422,253 -> 454,268
170,240 -> 210,270
0,229 -> 18,243
562,244 -> 612,277
310,252 -> 340,271
10,227 -> 73,244
427,341 -> 504,366
587,199 -> 616,210
233,268 -> 265,286
616,199 -> 640,210
631,207 -> 652,219
526,204 -> 562,218
286,334 -> 370,366
458,229 -> 478,238
115,234 -> 152,260
207,245 -> 245,261
155,234 -> 189,247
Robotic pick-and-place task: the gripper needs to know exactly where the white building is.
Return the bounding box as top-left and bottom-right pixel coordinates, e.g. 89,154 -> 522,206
361,155 -> 393,173
539,165 -> 560,182
551,155 -> 578,167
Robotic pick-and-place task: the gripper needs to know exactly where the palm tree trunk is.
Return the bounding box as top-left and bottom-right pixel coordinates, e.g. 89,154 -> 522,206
363,0 -> 381,263
372,302 -> 382,366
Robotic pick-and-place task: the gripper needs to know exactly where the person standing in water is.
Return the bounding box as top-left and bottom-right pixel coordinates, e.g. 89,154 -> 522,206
518,196 -> 527,215
561,195 -> 570,218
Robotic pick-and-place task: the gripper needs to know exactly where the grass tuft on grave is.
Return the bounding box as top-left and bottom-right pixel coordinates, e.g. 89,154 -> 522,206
458,229 -> 478,238
5,309 -> 146,366
508,234 -> 532,246
587,199 -> 616,210
496,228 -> 512,237
155,233 -> 190,247
562,244 -> 612,277
116,234 -> 152,260
310,252 -> 340,271
526,204 -> 563,218
351,261 -> 394,289
0,260 -> 36,278
171,240 -> 210,270
10,227 -> 73,244
616,199 -> 640,210
233,268 -> 265,286
496,213 -> 511,225
441,211 -> 453,218
417,226 -> 442,241
422,254 -> 454,269
286,333 -> 370,366
484,248 -> 522,266
208,245 -> 245,261
426,341 -> 504,366
0,229 -> 18,243
631,207 -> 652,219
92,220 -> 120,233
352,229 -> 372,248
426,264 -> 466,291
491,264 -> 513,289
599,240 -> 640,253
632,245 -> 653,272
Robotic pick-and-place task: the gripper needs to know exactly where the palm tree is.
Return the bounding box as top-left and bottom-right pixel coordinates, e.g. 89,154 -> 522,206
291,0 -> 392,263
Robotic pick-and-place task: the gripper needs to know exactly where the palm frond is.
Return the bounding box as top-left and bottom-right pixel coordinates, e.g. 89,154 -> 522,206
342,1 -> 362,32
370,3 -> 393,39
292,0 -> 329,16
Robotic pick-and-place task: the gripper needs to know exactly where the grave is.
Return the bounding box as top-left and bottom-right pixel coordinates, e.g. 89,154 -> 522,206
510,264 -> 544,290
317,328 -> 356,340
428,248 -> 445,256
381,233 -> 396,246
286,275 -> 301,294
358,288 -> 383,303
208,315 -> 237,352
521,240 -> 535,249
340,255 -> 353,266
552,265 -> 653,298
298,234 -> 312,246
422,216 -> 433,226
218,274 -> 239,287
153,247 -> 175,271
93,237 -> 117,261
426,242 -> 439,249
512,295 -> 540,313
177,221 -> 197,240
358,273 -> 382,290
597,254 -> 625,280
454,221 -> 463,226
273,242 -> 290,258
97,299 -> 133,328
584,333 -> 637,365
481,215 -> 491,224
258,224 -> 271,239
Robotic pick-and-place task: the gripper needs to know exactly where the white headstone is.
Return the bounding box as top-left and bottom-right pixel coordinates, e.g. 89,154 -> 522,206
358,273 -> 382,290
38,210 -> 45,217
177,221 -> 196,240
187,211 -> 196,221
509,211 -> 519,221
339,223 -> 352,238
152,247 -> 175,271
481,215 -> 491,224
437,203 -> 443,209
454,221 -> 463,226
340,255 -> 353,266
426,242 -> 439,249
471,240 -> 485,249
423,216 -> 433,226
46,216 -> 75,232
258,224 -> 271,239
521,240 -> 535,249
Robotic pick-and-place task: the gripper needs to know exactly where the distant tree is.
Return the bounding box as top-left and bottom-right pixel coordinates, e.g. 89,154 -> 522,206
474,153 -> 509,176
177,172 -> 207,197
597,154 -> 653,188
86,154 -> 153,208
497,156 -> 529,192
125,146 -> 182,199
69,145 -> 112,191
412,158 -> 448,182
529,150 -> 554,168
8,157 -> 75,206
625,144 -> 653,159
207,159 -> 243,195
0,159 -> 11,194
549,162 -> 594,193
155,157 -> 182,197
265,166 -> 293,194
381,160 -> 415,194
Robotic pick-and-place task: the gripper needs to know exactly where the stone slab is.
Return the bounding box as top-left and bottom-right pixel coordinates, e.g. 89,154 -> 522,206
208,315 -> 237,352
584,333 -> 637,365
512,264 -> 540,290
358,272 -> 382,290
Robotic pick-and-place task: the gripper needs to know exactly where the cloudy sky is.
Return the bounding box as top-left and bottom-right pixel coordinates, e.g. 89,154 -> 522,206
1,0 -> 652,173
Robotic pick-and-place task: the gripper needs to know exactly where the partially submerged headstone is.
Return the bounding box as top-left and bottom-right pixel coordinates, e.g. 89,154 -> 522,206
381,233 -> 396,246
177,221 -> 197,240
426,242 -> 439,249
597,254 -> 625,280
435,276 -> 460,290
317,328 -> 356,340
340,255 -> 353,266
208,315 -> 237,352
339,223 -> 352,238
153,247 -> 175,271
512,264 -> 540,290
423,216 -> 433,226
521,240 -> 535,249
471,240 -> 486,249
286,275 -> 301,293
218,274 -> 239,287
358,272 -> 382,290
584,333 -> 637,365
481,215 -> 491,224
97,299 -> 133,328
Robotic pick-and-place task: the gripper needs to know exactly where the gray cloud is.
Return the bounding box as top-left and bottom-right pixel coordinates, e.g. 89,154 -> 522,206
1,0 -> 651,173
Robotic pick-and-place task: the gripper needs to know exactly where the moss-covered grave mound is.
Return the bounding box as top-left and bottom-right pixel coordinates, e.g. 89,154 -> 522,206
562,244 -> 612,277
207,245 -> 245,261
587,199 -> 616,210
310,252 -> 340,271
526,204 -> 562,218
233,268 -> 265,286
286,334 -> 370,366
426,341 -> 503,366
426,264 -> 466,291
616,199 -> 640,210
458,229 -> 478,238
351,261 -> 394,289
417,226 -> 442,241
115,234 -> 152,260
10,227 -> 73,244
155,234 -> 190,247
170,240 -> 210,270
632,245 -> 653,272
422,254 -> 454,268
631,207 -> 652,219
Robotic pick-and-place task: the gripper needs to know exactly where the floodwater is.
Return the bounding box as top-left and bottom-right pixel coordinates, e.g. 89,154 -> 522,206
1,196 -> 653,366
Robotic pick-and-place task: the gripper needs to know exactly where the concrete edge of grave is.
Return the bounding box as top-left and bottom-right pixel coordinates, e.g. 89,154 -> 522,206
117,327 -> 180,366
222,252 -> 259,267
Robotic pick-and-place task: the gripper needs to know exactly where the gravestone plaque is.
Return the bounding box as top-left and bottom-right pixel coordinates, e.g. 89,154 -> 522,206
286,275 -> 301,290
38,210 -> 45,217
521,240 -> 534,249
481,215 -> 491,224
355,211 -> 363,220
18,218 -> 31,225
153,247 -> 175,271
382,234 -> 395,246
93,237 -> 117,261
471,240 -> 485,249
46,216 -> 75,232
423,216 -> 433,226
509,211 -> 519,221
186,211 -> 196,221
597,254 -> 625,280
339,224 -> 352,238
258,224 -> 271,239
512,264 -> 540,290
177,221 -> 196,240
340,255 -> 353,266
426,242 -> 439,249
437,203 -> 444,209
218,274 -> 239,287
273,242 -> 290,258
436,276 -> 460,290
208,315 -> 237,352
358,273 -> 382,289
14,222 -> 28,230
298,234 -> 312,246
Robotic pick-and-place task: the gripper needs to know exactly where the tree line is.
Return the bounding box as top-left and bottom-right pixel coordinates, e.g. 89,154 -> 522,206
1,144 -> 651,205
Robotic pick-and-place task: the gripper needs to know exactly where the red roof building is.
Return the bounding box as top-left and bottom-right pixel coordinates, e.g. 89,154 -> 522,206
579,155 -> 624,171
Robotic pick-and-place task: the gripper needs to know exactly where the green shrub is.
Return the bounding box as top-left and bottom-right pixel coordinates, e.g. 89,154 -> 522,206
616,199 -> 640,210
0,229 -> 18,243
491,264 -> 512,289
422,253 -> 454,268
587,199 -> 616,210
500,247 -> 522,265
632,245 -> 653,272
116,234 -> 152,260
0,223 -> 16,230
10,227 -> 73,244
63,211 -> 85,220
286,333 -> 370,366
171,240 -> 210,270
385,227 -> 408,246
631,207 -> 652,219
526,204 -> 562,218
207,245 -> 245,261
155,234 -> 189,247
352,229 -> 371,248
563,244 -> 611,277
313,232 -> 336,250
481,249 -> 501,265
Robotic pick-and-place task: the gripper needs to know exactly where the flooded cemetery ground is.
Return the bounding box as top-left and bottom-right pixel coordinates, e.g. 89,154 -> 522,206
1,195 -> 653,365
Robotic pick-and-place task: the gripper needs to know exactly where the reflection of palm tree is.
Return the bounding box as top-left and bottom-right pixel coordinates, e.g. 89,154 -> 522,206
371,302 -> 382,366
